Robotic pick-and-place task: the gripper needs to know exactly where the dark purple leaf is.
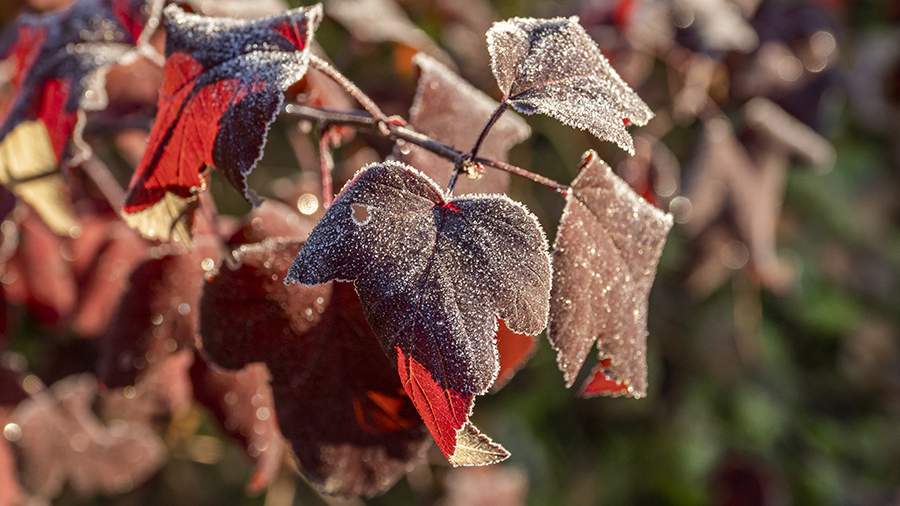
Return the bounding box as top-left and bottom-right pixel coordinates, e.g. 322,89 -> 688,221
201,239 -> 429,497
287,162 -> 551,465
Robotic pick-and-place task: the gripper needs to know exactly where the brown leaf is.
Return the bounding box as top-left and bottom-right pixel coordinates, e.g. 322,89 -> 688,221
201,239 -> 430,497
548,150 -> 672,398
393,53 -> 531,195
681,117 -> 795,292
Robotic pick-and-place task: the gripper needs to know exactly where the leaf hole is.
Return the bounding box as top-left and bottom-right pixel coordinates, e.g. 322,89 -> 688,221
350,203 -> 372,226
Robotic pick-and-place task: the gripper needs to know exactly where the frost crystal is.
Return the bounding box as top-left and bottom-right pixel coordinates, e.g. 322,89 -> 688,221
288,161 -> 551,395
549,151 -> 672,398
393,53 -> 531,195
486,16 -> 653,154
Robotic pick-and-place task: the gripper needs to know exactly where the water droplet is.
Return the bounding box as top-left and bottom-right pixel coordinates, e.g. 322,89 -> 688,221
177,303 -> 191,315
151,313 -> 164,326
255,407 -> 270,421
297,193 -> 319,215
201,257 -> 216,272
3,423 -> 22,442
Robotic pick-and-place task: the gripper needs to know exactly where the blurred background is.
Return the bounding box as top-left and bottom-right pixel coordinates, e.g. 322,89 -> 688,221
1,0 -> 899,504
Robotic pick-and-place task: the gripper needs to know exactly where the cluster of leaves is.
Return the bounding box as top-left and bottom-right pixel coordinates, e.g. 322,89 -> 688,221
0,0 -> 676,501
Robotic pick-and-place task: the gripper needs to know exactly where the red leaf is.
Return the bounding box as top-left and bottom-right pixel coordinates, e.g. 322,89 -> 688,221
494,321 -> 536,390
98,242 -> 215,387
201,240 -> 430,497
121,4 -> 322,243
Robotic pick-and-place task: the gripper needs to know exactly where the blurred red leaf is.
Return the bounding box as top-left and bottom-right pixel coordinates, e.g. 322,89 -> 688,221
0,0 -> 153,234
494,321 -> 536,390
8,374 -> 165,499
190,357 -> 285,495
201,239 -> 430,497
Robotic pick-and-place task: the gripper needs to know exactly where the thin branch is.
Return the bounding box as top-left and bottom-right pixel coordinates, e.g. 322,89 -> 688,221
309,55 -> 388,122
281,104 -> 570,194
81,157 -> 126,209
467,101 -> 508,161
317,127 -> 335,208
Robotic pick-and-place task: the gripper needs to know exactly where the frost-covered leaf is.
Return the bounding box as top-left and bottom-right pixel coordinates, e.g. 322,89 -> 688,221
201,239 -> 428,496
393,53 -> 530,195
549,151 -> 672,398
326,0 -> 454,69
486,16 -> 653,154
0,0 -> 154,234
8,374 -> 165,499
190,357 -> 285,495
288,162 -> 551,465
122,4 -> 322,243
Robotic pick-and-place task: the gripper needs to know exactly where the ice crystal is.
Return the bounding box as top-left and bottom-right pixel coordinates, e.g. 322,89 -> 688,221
486,16 -> 653,154
548,151 -> 672,398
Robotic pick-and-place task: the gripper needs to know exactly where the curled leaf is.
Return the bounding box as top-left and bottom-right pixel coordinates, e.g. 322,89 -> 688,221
548,151 -> 672,398
288,162 -> 552,465
486,16 -> 652,154
201,239 -> 429,496
122,4 -> 322,243
394,53 -> 530,195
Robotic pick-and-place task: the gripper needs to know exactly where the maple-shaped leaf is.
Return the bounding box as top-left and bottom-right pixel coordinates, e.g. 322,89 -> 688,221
8,374 -> 165,499
190,357 -> 286,495
121,4 -> 322,243
486,16 -> 653,155
393,53 -> 531,195
201,239 -> 429,496
287,162 -> 551,465
0,0 -> 154,234
548,151 -> 672,398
